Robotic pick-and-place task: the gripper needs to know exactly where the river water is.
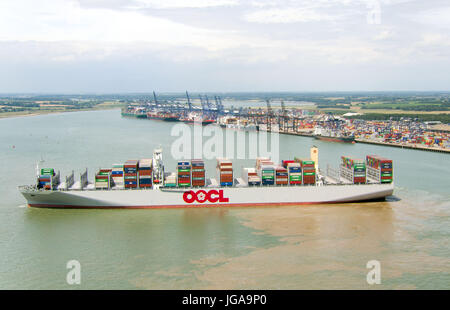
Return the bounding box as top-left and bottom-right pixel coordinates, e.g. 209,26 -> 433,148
0,109 -> 448,289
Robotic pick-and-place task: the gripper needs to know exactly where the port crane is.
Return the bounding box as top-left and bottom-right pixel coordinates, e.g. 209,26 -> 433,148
266,99 -> 273,132
186,90 -> 192,113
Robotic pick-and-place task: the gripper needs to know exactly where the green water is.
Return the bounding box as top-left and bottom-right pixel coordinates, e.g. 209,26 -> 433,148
0,110 -> 449,289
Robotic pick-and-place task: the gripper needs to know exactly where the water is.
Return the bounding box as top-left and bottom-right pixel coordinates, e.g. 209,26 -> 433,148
0,110 -> 448,289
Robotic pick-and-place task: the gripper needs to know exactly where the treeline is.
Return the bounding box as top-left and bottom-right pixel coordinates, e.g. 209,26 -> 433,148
360,102 -> 450,111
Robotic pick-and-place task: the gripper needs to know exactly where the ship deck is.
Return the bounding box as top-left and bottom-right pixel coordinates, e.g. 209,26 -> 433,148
20,176 -> 391,193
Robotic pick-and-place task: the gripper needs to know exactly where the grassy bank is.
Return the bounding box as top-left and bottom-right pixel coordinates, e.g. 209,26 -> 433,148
0,102 -> 124,119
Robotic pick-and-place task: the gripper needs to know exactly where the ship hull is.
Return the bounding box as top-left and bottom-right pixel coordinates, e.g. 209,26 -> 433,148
314,135 -> 355,143
162,117 -> 179,122
20,183 -> 394,209
182,120 -> 215,126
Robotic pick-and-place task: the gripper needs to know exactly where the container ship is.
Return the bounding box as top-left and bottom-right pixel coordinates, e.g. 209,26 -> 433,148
121,107 -> 147,119
180,112 -> 215,126
313,127 -> 355,143
19,148 -> 394,209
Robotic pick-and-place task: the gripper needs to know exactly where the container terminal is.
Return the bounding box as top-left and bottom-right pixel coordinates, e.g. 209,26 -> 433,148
121,92 -> 450,152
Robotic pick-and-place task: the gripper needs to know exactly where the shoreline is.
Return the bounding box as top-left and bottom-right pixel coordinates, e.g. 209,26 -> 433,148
354,138 -> 450,154
0,106 -> 122,120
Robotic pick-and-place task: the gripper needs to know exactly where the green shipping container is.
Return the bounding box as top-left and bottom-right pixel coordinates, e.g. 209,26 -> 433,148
95,179 -> 108,182
40,168 -> 54,175
303,172 -> 315,176
301,161 -> 314,165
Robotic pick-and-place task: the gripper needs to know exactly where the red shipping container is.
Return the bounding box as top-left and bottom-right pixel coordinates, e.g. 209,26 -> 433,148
192,172 -> 205,176
139,184 -> 152,188
138,170 -> 152,176
282,160 -> 295,168
178,179 -> 191,183
289,181 -> 302,184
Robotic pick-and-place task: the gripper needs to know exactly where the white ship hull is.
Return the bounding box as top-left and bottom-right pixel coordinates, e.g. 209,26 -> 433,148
19,183 -> 394,209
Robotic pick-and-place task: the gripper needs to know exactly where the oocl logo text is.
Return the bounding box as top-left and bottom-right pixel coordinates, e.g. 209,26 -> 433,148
183,190 -> 229,204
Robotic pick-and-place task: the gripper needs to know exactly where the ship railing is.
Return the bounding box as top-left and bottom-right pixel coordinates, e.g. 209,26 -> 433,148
18,185 -> 39,191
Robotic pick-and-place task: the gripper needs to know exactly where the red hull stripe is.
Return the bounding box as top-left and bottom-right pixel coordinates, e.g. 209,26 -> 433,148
28,199 -> 379,209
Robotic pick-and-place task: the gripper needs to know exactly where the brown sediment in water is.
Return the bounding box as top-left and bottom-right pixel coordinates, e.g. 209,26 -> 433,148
132,197 -> 450,290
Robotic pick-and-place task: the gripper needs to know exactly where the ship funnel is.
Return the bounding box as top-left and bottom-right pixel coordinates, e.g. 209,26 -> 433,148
310,146 -> 318,171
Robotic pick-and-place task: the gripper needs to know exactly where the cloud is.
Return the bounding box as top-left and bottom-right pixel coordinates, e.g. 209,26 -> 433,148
411,6 -> 450,28
130,0 -> 239,9
373,29 -> 394,40
1,0 -> 450,92
244,7 -> 338,23
0,0 -> 236,48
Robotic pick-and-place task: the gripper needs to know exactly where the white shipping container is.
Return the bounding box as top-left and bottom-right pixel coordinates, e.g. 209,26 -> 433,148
95,183 -> 109,189
139,159 -> 153,167
287,162 -> 301,167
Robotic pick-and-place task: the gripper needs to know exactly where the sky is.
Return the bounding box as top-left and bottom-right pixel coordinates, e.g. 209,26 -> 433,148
1,0 -> 450,93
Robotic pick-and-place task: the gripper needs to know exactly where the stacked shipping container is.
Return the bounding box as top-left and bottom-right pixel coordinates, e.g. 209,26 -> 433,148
259,165 -> 275,186
177,161 -> 191,187
242,167 -> 261,186
138,159 -> 153,188
111,164 -> 124,188
366,155 -> 393,183
287,162 -> 302,185
124,160 -> 138,189
191,159 -> 206,187
297,158 -> 316,185
340,157 -> 366,184
38,168 -> 55,190
217,158 -> 233,186
275,166 -> 288,185
164,172 -> 177,187
95,168 -> 111,189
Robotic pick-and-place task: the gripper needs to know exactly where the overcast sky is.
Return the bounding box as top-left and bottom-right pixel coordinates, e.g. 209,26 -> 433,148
1,0 -> 449,93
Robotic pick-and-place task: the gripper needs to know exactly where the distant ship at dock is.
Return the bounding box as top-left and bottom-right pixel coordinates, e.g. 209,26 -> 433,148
313,127 -> 355,143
